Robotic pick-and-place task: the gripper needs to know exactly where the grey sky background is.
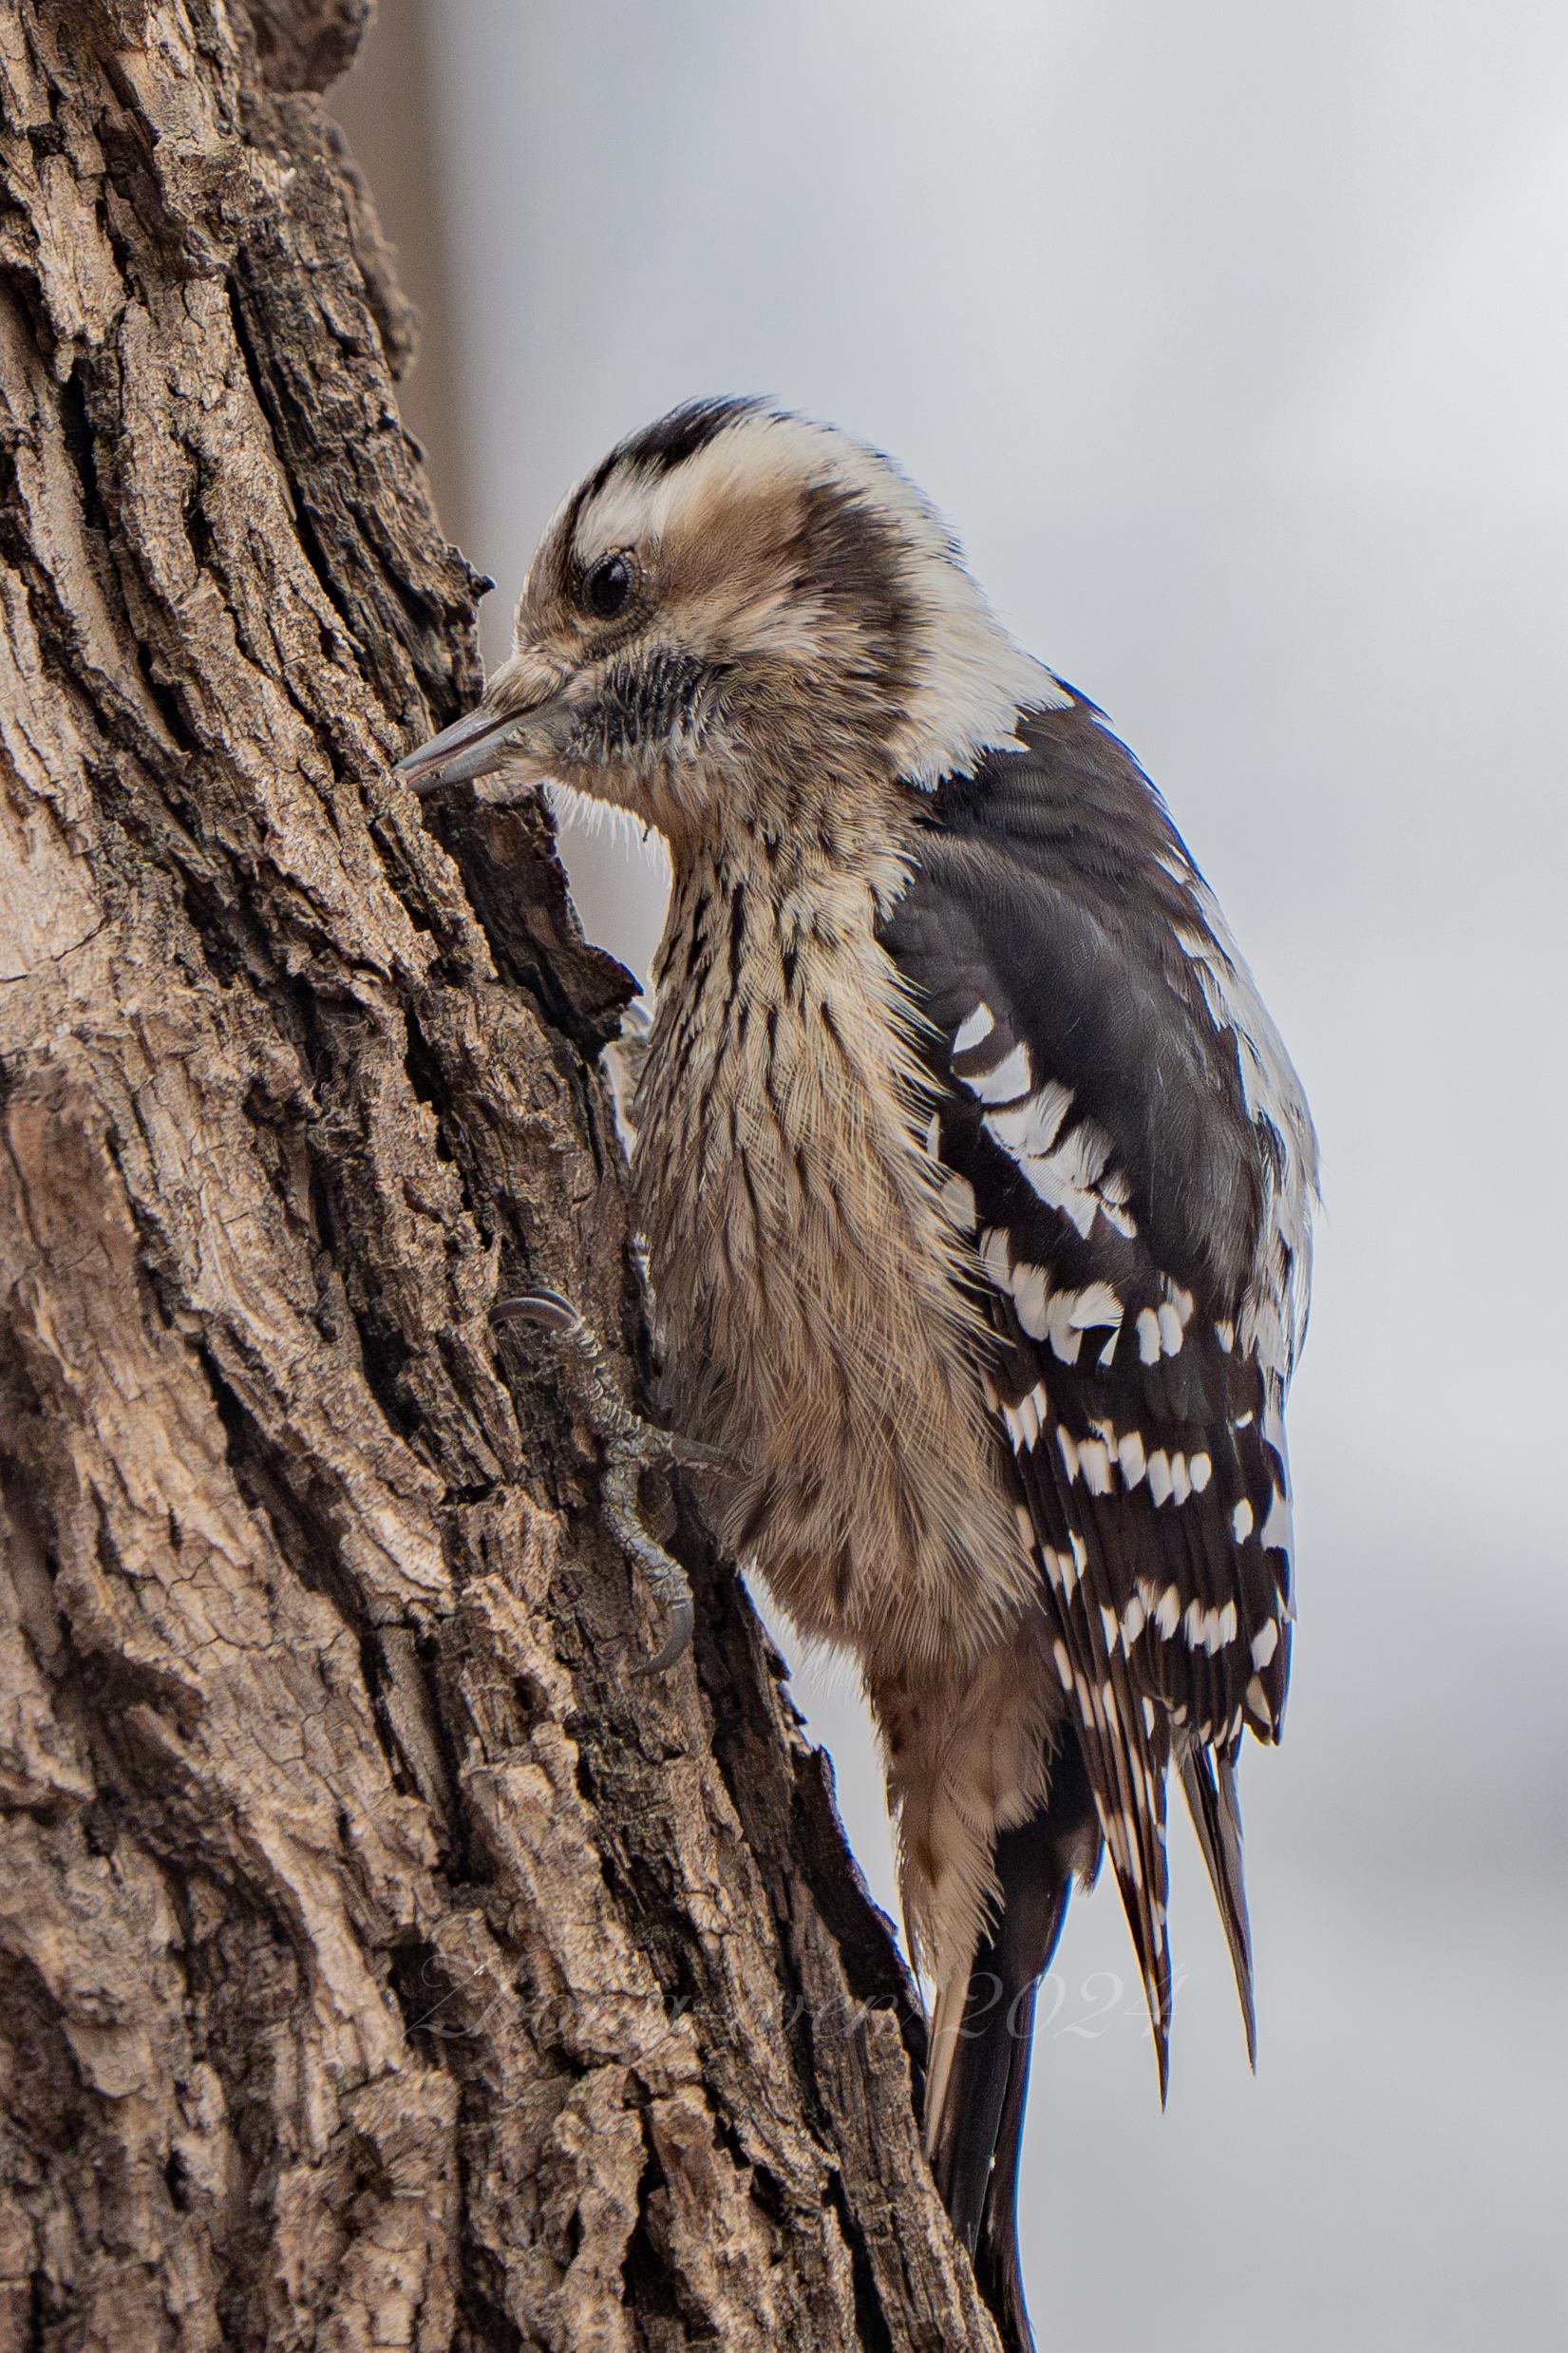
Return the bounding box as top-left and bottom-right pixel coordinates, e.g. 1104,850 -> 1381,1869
340,7 -> 1567,2344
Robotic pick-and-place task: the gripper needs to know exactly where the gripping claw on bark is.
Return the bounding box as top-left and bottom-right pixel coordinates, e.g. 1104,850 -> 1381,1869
491,1289 -> 699,1675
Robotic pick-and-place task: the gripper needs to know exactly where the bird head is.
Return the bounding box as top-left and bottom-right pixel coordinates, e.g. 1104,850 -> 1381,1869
398,398 -> 1047,862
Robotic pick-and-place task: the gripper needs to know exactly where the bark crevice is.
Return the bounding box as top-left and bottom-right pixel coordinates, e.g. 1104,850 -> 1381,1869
0,7 -> 1003,2347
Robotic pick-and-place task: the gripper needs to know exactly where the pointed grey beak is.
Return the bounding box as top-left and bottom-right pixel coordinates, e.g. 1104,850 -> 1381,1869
395,703 -> 527,797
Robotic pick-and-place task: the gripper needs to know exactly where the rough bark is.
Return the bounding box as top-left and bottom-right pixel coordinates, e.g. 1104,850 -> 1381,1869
0,6 -> 1004,2349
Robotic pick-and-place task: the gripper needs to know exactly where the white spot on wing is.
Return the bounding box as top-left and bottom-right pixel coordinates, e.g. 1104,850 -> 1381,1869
1077,1435 -> 1114,1494
1068,1281 -> 1123,1330
984,1079 -> 1074,1161
953,1002 -> 995,1054
965,1039 -> 1030,1105
1046,1541 -> 1082,1598
1046,1301 -> 1083,1365
984,1099 -> 1129,1243
1009,1261 -> 1050,1339
1259,1486 -> 1294,1552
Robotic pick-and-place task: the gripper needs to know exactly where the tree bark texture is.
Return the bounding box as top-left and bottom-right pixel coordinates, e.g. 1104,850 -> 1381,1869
0,6 -> 1005,2349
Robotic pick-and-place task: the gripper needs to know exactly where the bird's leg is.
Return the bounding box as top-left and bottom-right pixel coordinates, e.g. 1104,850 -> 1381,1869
490,1288 -> 717,1675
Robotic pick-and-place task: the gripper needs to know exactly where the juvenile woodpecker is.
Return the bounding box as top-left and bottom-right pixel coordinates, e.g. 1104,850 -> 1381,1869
399,399 -> 1317,2352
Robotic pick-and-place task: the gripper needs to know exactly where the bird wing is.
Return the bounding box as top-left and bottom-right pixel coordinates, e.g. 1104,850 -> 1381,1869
879,694 -> 1316,2085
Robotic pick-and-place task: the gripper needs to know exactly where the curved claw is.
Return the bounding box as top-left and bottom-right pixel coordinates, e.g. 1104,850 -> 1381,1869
492,1288 -> 699,1678
491,1289 -> 577,1334
629,1591 -> 696,1679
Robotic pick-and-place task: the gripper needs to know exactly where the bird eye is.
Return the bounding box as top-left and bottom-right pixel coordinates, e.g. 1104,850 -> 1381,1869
579,552 -> 634,621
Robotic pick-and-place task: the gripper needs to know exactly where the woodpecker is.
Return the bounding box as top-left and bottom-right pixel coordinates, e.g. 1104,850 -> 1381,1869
399,398 -> 1317,2353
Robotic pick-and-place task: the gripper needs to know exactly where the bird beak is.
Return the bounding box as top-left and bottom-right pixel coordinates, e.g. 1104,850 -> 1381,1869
395,655 -> 571,798
395,703 -> 534,797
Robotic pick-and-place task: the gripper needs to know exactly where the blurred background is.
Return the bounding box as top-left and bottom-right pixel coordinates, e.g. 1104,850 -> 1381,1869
338,7 -> 1568,2345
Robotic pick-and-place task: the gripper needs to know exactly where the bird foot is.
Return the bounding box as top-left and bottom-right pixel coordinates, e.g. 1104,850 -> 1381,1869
490,1289 -> 705,1676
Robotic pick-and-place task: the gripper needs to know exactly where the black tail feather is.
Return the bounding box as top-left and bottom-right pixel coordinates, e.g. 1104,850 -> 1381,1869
1179,1742 -> 1256,2065
929,1740 -> 1095,2353
973,1972 -> 1043,2353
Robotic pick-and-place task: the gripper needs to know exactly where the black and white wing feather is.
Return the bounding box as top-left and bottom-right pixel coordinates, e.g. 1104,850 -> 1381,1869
882,695 -> 1317,2084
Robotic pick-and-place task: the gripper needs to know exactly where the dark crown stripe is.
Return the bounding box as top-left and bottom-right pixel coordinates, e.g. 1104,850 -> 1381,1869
614,395 -> 768,478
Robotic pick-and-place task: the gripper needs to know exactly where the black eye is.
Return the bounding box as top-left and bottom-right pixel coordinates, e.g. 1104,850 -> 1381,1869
579,552 -> 633,621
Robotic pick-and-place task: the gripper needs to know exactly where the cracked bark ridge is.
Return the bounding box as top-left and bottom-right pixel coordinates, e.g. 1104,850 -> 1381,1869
0,6 -> 1004,2348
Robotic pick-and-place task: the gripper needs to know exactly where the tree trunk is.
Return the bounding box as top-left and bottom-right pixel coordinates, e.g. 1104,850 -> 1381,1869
0,7 -> 1002,2348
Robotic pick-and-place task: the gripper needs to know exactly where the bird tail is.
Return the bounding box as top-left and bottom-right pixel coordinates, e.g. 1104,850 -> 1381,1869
925,1741 -> 1094,2353
1179,1742 -> 1256,2065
